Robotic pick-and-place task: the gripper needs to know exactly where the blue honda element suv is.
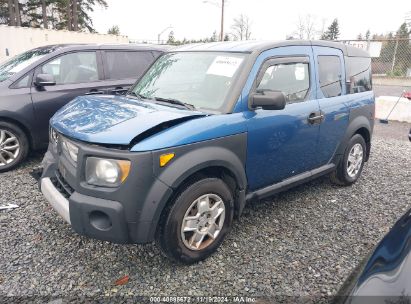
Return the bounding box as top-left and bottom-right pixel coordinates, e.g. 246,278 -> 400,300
40,41 -> 374,263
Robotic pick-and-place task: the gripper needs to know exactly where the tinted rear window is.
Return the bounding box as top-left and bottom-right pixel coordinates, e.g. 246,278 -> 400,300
105,51 -> 154,80
318,55 -> 342,98
345,56 -> 372,94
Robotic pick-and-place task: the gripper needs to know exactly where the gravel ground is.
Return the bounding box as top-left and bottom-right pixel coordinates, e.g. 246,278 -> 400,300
1,122 -> 411,302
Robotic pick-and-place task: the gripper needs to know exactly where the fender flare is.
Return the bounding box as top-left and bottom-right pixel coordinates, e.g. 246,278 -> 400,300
157,145 -> 247,191
334,115 -> 372,160
138,138 -> 248,242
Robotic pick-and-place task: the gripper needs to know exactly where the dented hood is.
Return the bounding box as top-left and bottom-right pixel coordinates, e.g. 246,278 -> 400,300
50,95 -> 206,145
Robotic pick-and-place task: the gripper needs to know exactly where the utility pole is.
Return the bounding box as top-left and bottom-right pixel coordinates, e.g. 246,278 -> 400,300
203,0 -> 226,41
220,0 -> 224,41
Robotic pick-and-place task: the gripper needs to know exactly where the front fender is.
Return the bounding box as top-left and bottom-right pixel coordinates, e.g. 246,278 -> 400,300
154,137 -> 247,190
140,133 -> 247,241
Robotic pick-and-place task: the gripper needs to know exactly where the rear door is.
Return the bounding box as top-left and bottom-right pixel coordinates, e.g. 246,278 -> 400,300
30,50 -> 106,146
100,50 -> 160,95
312,46 -> 350,166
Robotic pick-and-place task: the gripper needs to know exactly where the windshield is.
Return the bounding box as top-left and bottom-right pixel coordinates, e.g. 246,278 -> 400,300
0,48 -> 54,82
132,52 -> 247,112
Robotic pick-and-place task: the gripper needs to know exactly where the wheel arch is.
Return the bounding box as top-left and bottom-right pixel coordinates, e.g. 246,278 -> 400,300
354,127 -> 371,161
155,146 -> 248,218
335,115 -> 373,162
142,135 -> 248,242
0,116 -> 33,150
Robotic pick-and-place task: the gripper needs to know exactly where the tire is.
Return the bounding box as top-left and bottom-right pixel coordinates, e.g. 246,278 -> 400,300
0,121 -> 29,173
156,177 -> 234,264
330,134 -> 366,186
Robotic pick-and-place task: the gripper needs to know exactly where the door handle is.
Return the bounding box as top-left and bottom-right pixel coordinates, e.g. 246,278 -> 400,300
85,90 -> 105,95
308,112 -> 324,124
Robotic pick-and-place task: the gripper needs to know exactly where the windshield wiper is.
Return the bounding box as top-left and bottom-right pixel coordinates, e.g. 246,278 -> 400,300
153,96 -> 196,110
126,91 -> 147,99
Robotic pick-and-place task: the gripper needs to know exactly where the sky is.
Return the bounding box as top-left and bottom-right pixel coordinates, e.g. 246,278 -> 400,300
90,0 -> 410,42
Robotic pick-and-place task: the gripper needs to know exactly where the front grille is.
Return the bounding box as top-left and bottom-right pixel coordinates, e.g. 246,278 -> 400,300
51,170 -> 74,199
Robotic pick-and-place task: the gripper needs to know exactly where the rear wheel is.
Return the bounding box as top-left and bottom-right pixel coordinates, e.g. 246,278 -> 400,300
156,177 -> 234,264
0,122 -> 29,172
330,134 -> 366,186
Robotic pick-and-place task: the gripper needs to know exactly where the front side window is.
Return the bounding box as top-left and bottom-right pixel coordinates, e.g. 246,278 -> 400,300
41,52 -> 98,85
346,56 -> 372,93
105,51 -> 154,80
257,62 -> 310,103
318,55 -> 342,98
132,52 -> 247,112
0,47 -> 53,82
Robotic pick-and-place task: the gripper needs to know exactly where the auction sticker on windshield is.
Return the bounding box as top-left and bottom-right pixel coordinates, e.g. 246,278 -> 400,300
206,56 -> 244,77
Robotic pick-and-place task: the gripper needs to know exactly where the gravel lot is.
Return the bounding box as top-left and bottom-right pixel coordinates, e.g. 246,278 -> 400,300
1,121 -> 410,302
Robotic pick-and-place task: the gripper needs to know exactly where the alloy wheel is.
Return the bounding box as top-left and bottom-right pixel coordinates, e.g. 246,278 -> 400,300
0,129 -> 20,167
346,143 -> 363,178
180,193 -> 226,251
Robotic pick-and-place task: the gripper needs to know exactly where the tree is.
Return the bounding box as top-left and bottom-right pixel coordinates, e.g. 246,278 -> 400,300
357,33 -> 363,40
231,14 -> 252,40
321,18 -> 340,40
210,30 -> 218,42
25,0 -> 56,28
378,23 -> 411,76
392,23 -> 411,75
3,0 -> 107,31
167,30 -> 175,44
64,0 -> 108,32
6,0 -> 21,26
107,24 -> 119,35
294,14 -> 318,40
223,33 -> 230,41
0,0 -> 9,24
365,29 -> 371,40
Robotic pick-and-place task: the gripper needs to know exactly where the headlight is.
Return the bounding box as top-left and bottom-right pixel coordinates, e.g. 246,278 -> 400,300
85,157 -> 131,187
50,128 -> 59,147
61,137 -> 79,164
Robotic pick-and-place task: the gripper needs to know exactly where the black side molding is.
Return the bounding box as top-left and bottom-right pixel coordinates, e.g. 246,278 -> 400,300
246,164 -> 335,201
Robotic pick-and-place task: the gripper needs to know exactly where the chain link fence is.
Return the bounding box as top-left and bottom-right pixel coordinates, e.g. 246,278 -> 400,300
339,39 -> 411,96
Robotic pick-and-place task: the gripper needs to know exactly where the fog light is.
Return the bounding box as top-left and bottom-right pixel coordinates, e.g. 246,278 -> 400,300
89,210 -> 112,231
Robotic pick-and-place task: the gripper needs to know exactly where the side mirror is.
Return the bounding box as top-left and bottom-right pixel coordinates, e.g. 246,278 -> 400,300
250,90 -> 286,110
35,73 -> 56,86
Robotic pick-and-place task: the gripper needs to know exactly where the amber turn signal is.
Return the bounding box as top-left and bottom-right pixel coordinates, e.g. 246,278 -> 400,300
160,153 -> 175,167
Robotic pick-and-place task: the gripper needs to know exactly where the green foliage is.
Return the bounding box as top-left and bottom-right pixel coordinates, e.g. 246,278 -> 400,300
1,0 -> 107,32
321,18 -> 340,40
107,25 -> 120,35
0,0 -> 8,24
167,30 -> 175,44
165,31 -> 225,45
378,23 -> 411,77
210,31 -> 217,42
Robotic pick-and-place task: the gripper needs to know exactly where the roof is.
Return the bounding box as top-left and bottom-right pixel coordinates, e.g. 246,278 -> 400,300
172,40 -> 370,57
32,43 -> 168,51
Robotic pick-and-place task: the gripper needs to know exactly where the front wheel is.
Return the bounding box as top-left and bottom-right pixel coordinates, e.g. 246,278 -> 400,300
0,122 -> 29,173
330,134 -> 366,186
156,177 -> 234,264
